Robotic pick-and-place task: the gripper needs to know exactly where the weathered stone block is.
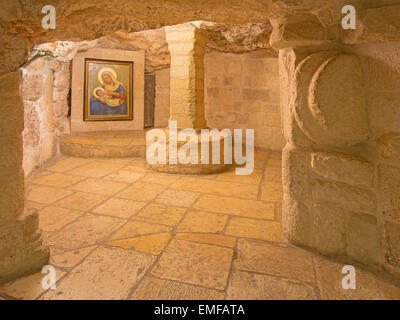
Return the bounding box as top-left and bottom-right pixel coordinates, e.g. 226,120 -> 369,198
270,15 -> 329,50
360,5 -> 400,42
314,204 -> 346,255
347,212 -> 379,265
379,165 -> 400,220
242,88 -> 269,101
48,59 -> 61,72
54,70 -> 70,89
0,218 -> 49,285
282,196 -> 313,248
383,222 -> 400,269
156,68 -> 170,85
264,58 -> 279,74
264,113 -> 281,128
0,168 -> 24,223
54,100 -> 69,117
53,88 -> 69,101
165,23 -> 208,45
282,147 -> 310,201
22,74 -> 43,101
378,133 -> 400,161
22,208 -> 40,238
243,59 -> 264,74
367,93 -> 400,138
313,180 -> 377,214
311,152 -> 374,187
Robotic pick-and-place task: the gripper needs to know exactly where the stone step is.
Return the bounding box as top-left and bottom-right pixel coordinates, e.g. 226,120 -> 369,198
59,131 -> 146,158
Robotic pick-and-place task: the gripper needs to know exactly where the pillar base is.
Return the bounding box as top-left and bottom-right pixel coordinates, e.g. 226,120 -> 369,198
0,208 -> 49,285
146,128 -> 234,175
147,162 -> 231,175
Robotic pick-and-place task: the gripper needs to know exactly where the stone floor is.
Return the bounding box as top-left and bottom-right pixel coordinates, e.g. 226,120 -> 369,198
1,151 -> 399,300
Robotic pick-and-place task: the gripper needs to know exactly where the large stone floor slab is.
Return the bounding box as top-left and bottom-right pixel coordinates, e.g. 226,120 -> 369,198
39,206 -> 84,232
177,210 -> 228,233
32,172 -> 86,188
111,220 -> 171,240
234,239 -> 316,284
0,268 -> 66,300
41,246 -> 155,299
151,239 -> 234,290
226,271 -> 319,300
156,189 -> 200,207
66,161 -> 126,178
47,214 -> 125,250
67,178 -> 128,196
314,256 -> 400,300
193,194 -> 275,219
27,185 -> 74,205
170,177 -> 259,199
46,157 -> 93,173
225,217 -> 282,242
50,246 -> 97,269
92,198 -> 146,219
116,181 -> 167,201
136,204 -> 186,226
108,233 -> 172,255
54,191 -> 108,211
131,276 -> 225,300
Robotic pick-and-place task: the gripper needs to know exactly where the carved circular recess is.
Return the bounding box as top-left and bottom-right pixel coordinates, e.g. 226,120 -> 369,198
293,51 -> 370,147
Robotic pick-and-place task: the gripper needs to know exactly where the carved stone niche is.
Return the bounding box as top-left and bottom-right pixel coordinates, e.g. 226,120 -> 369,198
293,51 -> 370,148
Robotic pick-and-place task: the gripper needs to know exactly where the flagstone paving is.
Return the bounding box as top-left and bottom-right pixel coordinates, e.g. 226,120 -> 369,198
1,152 -> 399,300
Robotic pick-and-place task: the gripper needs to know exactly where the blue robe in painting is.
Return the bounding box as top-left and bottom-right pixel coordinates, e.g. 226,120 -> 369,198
90,84 -> 127,115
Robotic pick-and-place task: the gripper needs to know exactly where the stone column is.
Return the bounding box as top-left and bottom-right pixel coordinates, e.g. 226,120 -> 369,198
0,71 -> 49,284
147,23 -> 231,174
165,23 -> 207,130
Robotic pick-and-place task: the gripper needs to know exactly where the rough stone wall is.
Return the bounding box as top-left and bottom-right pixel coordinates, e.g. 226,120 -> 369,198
154,51 -> 284,150
21,57 -> 70,178
205,51 -> 283,151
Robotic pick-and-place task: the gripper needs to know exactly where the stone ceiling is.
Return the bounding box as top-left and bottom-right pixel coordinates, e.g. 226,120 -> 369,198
0,0 -> 397,75
28,21 -> 274,73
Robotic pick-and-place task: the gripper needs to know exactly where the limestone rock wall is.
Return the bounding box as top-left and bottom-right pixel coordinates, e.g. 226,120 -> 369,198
22,57 -> 70,178
154,50 -> 284,151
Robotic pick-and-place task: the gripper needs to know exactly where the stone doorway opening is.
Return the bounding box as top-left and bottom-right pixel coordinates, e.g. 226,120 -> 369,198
21,21 -> 283,179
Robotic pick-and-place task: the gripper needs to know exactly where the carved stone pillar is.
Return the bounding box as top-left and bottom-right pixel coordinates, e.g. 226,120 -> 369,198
165,23 -> 207,130
147,23 -> 231,174
272,12 -> 388,271
0,72 -> 49,284
279,49 -> 377,265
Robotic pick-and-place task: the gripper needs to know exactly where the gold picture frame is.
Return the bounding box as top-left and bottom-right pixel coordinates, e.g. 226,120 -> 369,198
83,58 -> 134,121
